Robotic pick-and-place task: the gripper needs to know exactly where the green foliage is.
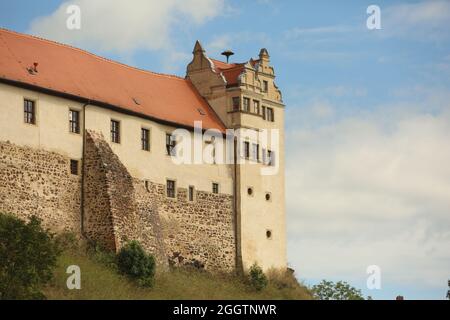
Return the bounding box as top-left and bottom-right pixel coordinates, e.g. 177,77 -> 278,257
311,280 -> 365,300
248,263 -> 268,291
0,213 -> 61,300
117,240 -> 156,287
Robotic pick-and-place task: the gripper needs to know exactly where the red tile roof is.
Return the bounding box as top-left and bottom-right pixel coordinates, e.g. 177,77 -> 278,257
0,29 -> 225,132
210,58 -> 245,86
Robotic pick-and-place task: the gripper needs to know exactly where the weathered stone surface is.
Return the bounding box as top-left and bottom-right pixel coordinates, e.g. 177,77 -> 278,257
0,132 -> 236,272
0,140 -> 80,233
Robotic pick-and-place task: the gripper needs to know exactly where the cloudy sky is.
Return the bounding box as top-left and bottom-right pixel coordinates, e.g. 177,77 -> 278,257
1,0 -> 449,299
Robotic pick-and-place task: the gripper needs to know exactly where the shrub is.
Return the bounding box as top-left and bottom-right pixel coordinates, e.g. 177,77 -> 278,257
311,280 -> 365,300
117,241 -> 155,287
248,263 -> 268,291
0,213 -> 61,300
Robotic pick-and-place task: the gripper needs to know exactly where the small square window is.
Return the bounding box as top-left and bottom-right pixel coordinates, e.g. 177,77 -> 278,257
212,183 -> 219,194
70,160 -> 79,175
167,180 -> 176,198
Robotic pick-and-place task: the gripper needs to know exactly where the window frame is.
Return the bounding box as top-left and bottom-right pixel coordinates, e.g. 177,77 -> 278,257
188,185 -> 195,202
212,182 -> 219,194
110,119 -> 121,144
141,127 -> 150,151
166,133 -> 176,156
232,97 -> 240,111
243,141 -> 250,159
23,98 -> 36,125
262,106 -> 267,120
267,107 -> 275,122
69,109 -> 80,134
243,97 -> 250,112
263,80 -> 269,93
166,179 -> 176,198
70,159 -> 79,176
253,100 -> 260,115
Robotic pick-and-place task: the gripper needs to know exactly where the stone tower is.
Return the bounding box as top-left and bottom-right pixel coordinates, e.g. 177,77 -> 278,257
186,41 -> 286,271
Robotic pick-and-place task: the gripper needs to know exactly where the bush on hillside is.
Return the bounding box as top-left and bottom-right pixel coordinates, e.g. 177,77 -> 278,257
117,240 -> 156,287
0,213 -> 61,300
248,263 -> 268,291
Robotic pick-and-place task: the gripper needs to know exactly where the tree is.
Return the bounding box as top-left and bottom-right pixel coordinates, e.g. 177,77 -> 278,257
0,213 -> 61,299
311,280 -> 365,300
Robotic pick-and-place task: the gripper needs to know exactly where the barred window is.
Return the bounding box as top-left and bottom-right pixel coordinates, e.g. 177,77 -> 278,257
24,99 -> 35,124
212,183 -> 219,194
111,120 -> 120,143
69,110 -> 80,134
167,180 -> 176,198
141,128 -> 150,151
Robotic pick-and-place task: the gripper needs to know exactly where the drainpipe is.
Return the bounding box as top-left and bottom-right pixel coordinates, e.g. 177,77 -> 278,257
233,135 -> 243,273
80,101 -> 90,238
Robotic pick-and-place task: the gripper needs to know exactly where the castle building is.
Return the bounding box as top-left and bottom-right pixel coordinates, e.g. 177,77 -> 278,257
0,29 -> 286,272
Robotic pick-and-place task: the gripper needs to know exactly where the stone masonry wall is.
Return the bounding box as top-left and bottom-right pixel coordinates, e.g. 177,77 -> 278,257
1,132 -> 236,272
0,140 -> 80,233
85,130 -> 236,271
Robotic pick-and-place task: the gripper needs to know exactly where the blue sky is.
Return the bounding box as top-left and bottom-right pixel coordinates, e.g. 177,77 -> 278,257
1,0 -> 449,299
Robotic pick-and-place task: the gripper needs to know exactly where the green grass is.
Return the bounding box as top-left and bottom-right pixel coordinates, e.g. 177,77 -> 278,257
44,247 -> 312,300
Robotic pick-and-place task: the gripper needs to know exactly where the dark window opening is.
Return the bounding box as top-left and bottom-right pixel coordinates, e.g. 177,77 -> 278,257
243,141 -> 250,159
70,160 -> 79,175
267,150 -> 275,166
111,120 -> 120,143
265,193 -> 271,201
24,99 -> 35,124
252,143 -> 259,161
247,187 -> 253,196
262,106 -> 267,120
167,180 -> 176,198
145,180 -> 150,192
212,183 -> 219,194
69,109 -> 80,134
266,230 -> 272,239
189,186 -> 194,201
141,128 -> 150,151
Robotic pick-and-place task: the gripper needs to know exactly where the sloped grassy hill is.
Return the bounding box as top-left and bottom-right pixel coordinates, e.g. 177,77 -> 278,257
44,248 -> 312,300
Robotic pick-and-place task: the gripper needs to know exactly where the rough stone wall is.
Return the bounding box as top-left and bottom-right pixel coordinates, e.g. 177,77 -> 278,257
0,132 -> 236,272
0,140 -> 80,233
134,180 -> 236,271
85,130 -> 236,271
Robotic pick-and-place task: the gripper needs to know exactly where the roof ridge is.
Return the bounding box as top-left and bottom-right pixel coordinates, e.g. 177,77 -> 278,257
0,28 -> 186,81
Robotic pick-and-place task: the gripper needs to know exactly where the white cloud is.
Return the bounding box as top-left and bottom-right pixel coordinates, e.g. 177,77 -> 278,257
286,95 -> 450,299
28,0 -> 224,53
382,0 -> 450,40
